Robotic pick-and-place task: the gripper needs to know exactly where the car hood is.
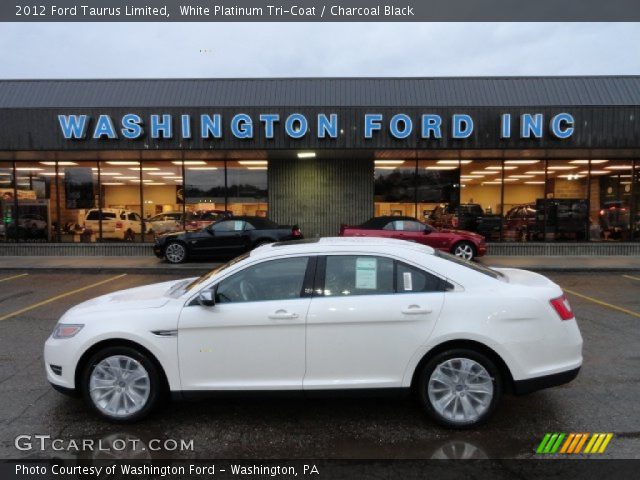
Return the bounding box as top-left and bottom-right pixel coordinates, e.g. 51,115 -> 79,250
65,279 -> 183,314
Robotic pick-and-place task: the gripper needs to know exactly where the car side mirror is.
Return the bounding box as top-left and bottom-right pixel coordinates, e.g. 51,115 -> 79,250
197,290 -> 216,307
424,228 -> 431,234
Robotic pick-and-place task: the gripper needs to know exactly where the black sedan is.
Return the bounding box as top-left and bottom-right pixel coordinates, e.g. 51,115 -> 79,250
153,216 -> 303,264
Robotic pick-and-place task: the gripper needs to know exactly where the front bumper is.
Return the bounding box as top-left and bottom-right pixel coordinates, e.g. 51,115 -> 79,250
513,366 -> 580,395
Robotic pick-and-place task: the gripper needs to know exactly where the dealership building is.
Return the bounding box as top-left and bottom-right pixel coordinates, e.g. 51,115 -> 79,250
0,76 -> 639,254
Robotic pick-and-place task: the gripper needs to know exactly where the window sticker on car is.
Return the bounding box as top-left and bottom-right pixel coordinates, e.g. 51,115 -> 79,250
403,272 -> 413,291
355,257 -> 377,289
234,221 -> 244,231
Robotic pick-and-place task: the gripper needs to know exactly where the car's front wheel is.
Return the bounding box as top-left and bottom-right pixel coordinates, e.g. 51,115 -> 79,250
417,349 -> 502,429
452,241 -> 476,260
164,241 -> 187,264
81,346 -> 161,422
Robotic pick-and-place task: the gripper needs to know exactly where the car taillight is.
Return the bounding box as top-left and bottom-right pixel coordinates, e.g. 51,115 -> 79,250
550,294 -> 574,320
292,226 -> 302,238
115,221 -> 123,229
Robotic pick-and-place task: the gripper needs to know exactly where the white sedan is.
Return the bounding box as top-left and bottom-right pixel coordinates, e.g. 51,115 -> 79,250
44,237 -> 583,428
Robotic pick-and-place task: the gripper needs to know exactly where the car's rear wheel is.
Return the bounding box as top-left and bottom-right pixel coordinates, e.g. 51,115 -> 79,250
81,346 -> 161,423
417,349 -> 502,429
452,241 -> 476,260
164,241 -> 187,264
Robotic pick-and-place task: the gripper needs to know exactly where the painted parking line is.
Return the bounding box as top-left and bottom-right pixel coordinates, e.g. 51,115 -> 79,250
563,288 -> 640,319
0,273 -> 28,283
0,274 -> 127,322
622,274 -> 640,282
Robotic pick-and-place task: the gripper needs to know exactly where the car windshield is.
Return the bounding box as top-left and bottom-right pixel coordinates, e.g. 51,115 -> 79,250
172,252 -> 252,297
434,250 -> 504,280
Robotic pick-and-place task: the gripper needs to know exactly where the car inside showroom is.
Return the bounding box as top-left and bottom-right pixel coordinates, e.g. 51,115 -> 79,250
0,77 -> 638,248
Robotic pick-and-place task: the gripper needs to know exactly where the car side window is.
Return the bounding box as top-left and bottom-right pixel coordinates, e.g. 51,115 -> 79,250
382,222 -> 395,231
396,262 -> 445,293
400,221 -> 424,232
213,220 -> 245,232
322,256 -> 447,297
323,256 -> 394,297
215,257 -> 309,303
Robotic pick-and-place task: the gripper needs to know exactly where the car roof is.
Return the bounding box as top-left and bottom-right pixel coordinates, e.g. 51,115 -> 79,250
250,237 -> 435,259
360,216 -> 421,229
218,216 -> 277,228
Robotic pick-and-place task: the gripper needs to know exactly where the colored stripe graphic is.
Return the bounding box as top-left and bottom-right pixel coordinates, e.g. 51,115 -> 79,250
573,433 -> 589,454
538,433 -> 613,454
536,433 -> 552,454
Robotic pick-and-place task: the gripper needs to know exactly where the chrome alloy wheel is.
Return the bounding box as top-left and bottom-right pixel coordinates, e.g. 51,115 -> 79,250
89,355 -> 151,418
427,358 -> 494,424
453,243 -> 474,260
165,242 -> 186,263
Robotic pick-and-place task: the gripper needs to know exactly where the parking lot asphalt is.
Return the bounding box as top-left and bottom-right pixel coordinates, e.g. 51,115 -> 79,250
0,270 -> 638,460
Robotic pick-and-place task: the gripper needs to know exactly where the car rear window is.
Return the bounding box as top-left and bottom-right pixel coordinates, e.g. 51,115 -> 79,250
434,250 -> 503,280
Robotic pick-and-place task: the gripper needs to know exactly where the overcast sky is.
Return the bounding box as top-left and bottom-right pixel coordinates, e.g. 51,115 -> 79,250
1,22 -> 638,78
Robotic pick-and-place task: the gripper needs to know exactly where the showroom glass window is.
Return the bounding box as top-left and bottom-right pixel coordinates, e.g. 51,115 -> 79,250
97,159 -> 144,242
502,159 -> 547,242
29,159 -> 95,243
596,160 -> 635,241
140,158 -> 184,241
633,160 -> 640,241
226,160 -> 268,216
10,158 -> 53,243
374,159 -> 417,217
539,159 -> 590,242
458,159 -> 503,241
417,159 -> 460,224
183,159 -> 226,227
0,161 -> 16,242
215,256 -> 309,303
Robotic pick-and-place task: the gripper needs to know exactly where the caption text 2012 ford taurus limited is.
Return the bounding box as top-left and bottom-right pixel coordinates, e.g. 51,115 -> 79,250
44,238 -> 582,428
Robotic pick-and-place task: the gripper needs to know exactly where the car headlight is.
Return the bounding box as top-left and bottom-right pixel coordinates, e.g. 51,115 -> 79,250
51,323 -> 84,339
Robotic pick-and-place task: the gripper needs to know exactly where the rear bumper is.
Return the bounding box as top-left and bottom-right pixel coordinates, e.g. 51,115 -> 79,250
513,366 -> 580,395
477,244 -> 487,256
153,245 -> 164,258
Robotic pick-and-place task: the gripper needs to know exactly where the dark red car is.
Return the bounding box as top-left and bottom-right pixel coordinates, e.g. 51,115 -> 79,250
339,216 -> 487,260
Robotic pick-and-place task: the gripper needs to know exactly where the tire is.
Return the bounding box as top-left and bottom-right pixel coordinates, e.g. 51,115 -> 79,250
164,241 -> 187,264
123,229 -> 135,242
452,241 -> 476,261
417,349 -> 502,429
80,346 -> 162,423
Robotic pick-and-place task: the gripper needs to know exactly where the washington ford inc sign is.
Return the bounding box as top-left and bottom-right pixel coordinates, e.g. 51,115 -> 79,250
57,112 -> 575,141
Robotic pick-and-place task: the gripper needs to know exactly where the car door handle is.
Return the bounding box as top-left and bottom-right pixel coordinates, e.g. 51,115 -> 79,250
268,309 -> 300,320
401,304 -> 432,315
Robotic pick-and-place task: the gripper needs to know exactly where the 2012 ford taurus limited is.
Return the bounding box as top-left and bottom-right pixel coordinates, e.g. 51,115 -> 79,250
44,237 -> 583,428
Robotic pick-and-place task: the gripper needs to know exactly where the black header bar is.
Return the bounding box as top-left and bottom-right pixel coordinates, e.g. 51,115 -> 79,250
3,0 -> 640,22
